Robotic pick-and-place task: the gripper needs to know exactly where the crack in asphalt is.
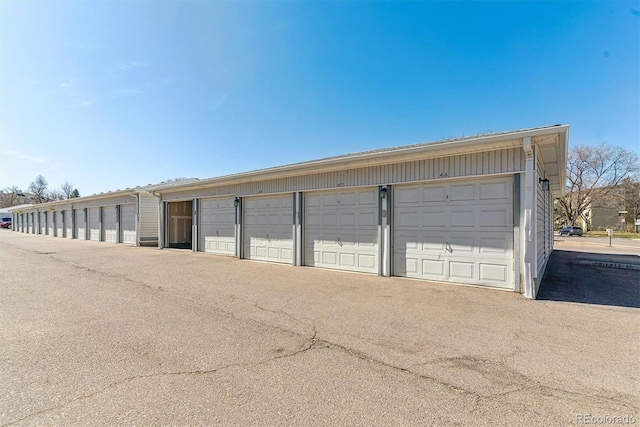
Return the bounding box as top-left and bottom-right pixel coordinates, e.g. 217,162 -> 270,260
4,330 -> 319,426
4,243 -> 638,424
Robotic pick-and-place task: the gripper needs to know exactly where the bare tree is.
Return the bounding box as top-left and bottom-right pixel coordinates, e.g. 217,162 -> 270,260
557,143 -> 640,230
28,175 -> 50,204
60,181 -> 75,199
0,185 -> 22,208
622,178 -> 640,231
48,189 -> 65,201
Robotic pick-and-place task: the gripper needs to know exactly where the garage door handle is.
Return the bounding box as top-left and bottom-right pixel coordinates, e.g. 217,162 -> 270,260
337,237 -> 343,247
445,242 -> 452,253
266,234 -> 271,242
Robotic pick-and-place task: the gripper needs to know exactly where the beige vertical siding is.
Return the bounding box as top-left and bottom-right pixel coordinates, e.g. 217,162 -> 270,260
162,147 -> 526,201
536,154 -> 553,281
138,192 -> 159,245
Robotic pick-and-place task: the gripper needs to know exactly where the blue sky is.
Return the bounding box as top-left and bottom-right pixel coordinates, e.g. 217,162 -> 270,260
1,1 -> 638,196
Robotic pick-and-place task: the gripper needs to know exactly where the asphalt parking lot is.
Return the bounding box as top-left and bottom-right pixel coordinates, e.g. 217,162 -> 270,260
1,231 -> 638,426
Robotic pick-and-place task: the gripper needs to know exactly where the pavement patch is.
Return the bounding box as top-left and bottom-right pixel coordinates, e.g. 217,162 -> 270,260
578,260 -> 640,270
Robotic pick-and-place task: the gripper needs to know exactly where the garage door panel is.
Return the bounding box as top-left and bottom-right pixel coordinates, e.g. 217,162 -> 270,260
47,212 -> 54,235
358,191 -> 377,205
307,195 -> 321,207
396,211 -> 420,227
358,253 -> 376,269
422,210 -> 447,227
394,177 -> 514,289
268,214 -> 282,225
479,207 -> 511,227
323,194 -> 338,206
449,210 -> 474,227
244,195 -> 293,264
120,204 -> 136,244
88,208 -> 100,241
200,197 -> 235,256
449,236 -> 475,253
75,211 -> 86,240
479,236 -> 511,255
279,247 -> 292,259
423,186 -> 446,202
103,207 -> 117,243
56,212 -> 64,237
423,259 -> 445,277
358,212 -> 376,226
479,263 -> 508,283
65,211 -> 73,239
480,181 -> 510,200
449,261 -> 474,280
449,184 -> 475,201
304,188 -> 378,274
397,187 -> 420,204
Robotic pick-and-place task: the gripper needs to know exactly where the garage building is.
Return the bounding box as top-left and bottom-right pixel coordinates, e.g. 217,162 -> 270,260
156,125 -> 568,299
8,188 -> 160,247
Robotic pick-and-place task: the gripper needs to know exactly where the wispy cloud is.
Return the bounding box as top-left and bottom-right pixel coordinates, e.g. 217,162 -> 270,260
115,89 -> 145,97
65,100 -> 93,108
6,151 -> 47,164
119,61 -> 147,71
58,79 -> 80,89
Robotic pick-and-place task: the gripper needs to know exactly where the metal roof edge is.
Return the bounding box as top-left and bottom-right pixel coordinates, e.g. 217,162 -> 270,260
157,125 -> 570,194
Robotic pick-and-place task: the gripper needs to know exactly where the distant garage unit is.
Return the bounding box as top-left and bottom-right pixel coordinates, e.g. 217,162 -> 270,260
10,189 -> 160,247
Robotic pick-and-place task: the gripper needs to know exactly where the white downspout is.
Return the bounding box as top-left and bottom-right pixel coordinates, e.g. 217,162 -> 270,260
130,192 -> 140,246
523,137 -> 537,299
152,191 -> 163,249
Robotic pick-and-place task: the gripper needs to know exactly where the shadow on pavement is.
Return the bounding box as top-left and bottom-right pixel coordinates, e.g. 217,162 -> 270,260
537,250 -> 640,308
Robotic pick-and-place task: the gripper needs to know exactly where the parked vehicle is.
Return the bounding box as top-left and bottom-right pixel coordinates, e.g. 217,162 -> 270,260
559,226 -> 583,236
0,217 -> 11,229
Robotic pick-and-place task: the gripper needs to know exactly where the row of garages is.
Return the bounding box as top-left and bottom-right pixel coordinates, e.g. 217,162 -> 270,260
163,178 -> 515,290
10,192 -> 157,246
15,205 -> 136,242
9,125 -> 568,299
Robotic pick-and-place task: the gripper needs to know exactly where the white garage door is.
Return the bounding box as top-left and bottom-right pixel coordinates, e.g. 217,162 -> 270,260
75,210 -> 86,240
47,212 -> 55,236
394,177 -> 514,289
103,206 -> 117,243
40,212 -> 47,235
244,195 -> 293,264
305,188 -> 379,274
88,208 -> 100,241
27,213 -> 33,233
65,210 -> 73,239
56,211 -> 65,237
120,204 -> 136,244
200,197 -> 235,256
